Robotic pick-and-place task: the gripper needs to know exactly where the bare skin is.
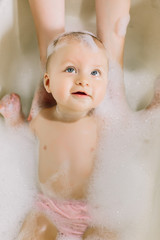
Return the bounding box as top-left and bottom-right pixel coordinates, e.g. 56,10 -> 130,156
95,0 -> 130,67
28,0 -> 65,67
17,38 -> 110,239
32,107 -> 97,200
27,0 -> 130,121
28,0 -> 130,67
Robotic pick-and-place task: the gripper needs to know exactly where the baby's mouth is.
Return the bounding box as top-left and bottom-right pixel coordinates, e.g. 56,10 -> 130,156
72,91 -> 90,97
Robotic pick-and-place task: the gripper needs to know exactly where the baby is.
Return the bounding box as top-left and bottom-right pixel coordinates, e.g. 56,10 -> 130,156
15,31 -> 108,240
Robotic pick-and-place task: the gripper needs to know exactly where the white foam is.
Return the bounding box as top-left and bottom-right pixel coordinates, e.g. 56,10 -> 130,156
0,119 -> 38,240
56,234 -> 82,240
88,62 -> 160,240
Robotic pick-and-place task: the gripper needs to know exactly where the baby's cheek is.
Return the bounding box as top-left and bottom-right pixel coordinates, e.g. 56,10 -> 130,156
54,83 -> 70,102
94,85 -> 107,106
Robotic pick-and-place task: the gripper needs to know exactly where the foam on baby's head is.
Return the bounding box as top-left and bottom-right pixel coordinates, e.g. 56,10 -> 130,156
46,31 -> 106,71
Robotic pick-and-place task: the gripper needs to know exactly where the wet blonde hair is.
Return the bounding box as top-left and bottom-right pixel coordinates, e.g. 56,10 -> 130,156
46,31 -> 107,71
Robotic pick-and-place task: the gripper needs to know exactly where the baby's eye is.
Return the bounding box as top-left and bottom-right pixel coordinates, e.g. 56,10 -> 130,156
65,67 -> 76,73
91,70 -> 100,76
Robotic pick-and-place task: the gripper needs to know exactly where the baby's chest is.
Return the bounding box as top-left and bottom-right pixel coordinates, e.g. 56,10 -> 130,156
38,120 -> 97,184
41,121 -> 97,154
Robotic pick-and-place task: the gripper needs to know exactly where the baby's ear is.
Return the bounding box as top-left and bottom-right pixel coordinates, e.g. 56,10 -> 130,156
43,73 -> 51,93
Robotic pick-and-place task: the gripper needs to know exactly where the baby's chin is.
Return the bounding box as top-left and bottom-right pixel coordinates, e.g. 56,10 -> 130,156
64,104 -> 94,116
70,105 -> 94,114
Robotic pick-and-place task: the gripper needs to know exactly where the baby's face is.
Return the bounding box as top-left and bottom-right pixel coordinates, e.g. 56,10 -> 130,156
44,40 -> 108,113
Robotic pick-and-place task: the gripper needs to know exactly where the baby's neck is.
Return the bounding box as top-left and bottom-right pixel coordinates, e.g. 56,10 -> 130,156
55,105 -> 90,122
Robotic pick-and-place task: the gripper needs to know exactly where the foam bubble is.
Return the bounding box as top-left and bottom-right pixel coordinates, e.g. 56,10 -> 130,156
0,119 -> 38,240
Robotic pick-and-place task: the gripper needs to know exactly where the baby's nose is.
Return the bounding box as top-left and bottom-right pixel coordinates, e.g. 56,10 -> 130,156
75,76 -> 89,86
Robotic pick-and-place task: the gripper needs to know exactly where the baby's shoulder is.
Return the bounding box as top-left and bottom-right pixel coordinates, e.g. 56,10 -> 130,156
29,107 -> 55,134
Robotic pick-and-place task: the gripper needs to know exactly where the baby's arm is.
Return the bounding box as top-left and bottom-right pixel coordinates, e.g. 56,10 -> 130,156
95,0 -> 131,67
28,0 -> 65,67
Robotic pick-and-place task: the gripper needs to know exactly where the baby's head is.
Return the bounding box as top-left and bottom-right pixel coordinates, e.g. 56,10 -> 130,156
44,31 -> 108,117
